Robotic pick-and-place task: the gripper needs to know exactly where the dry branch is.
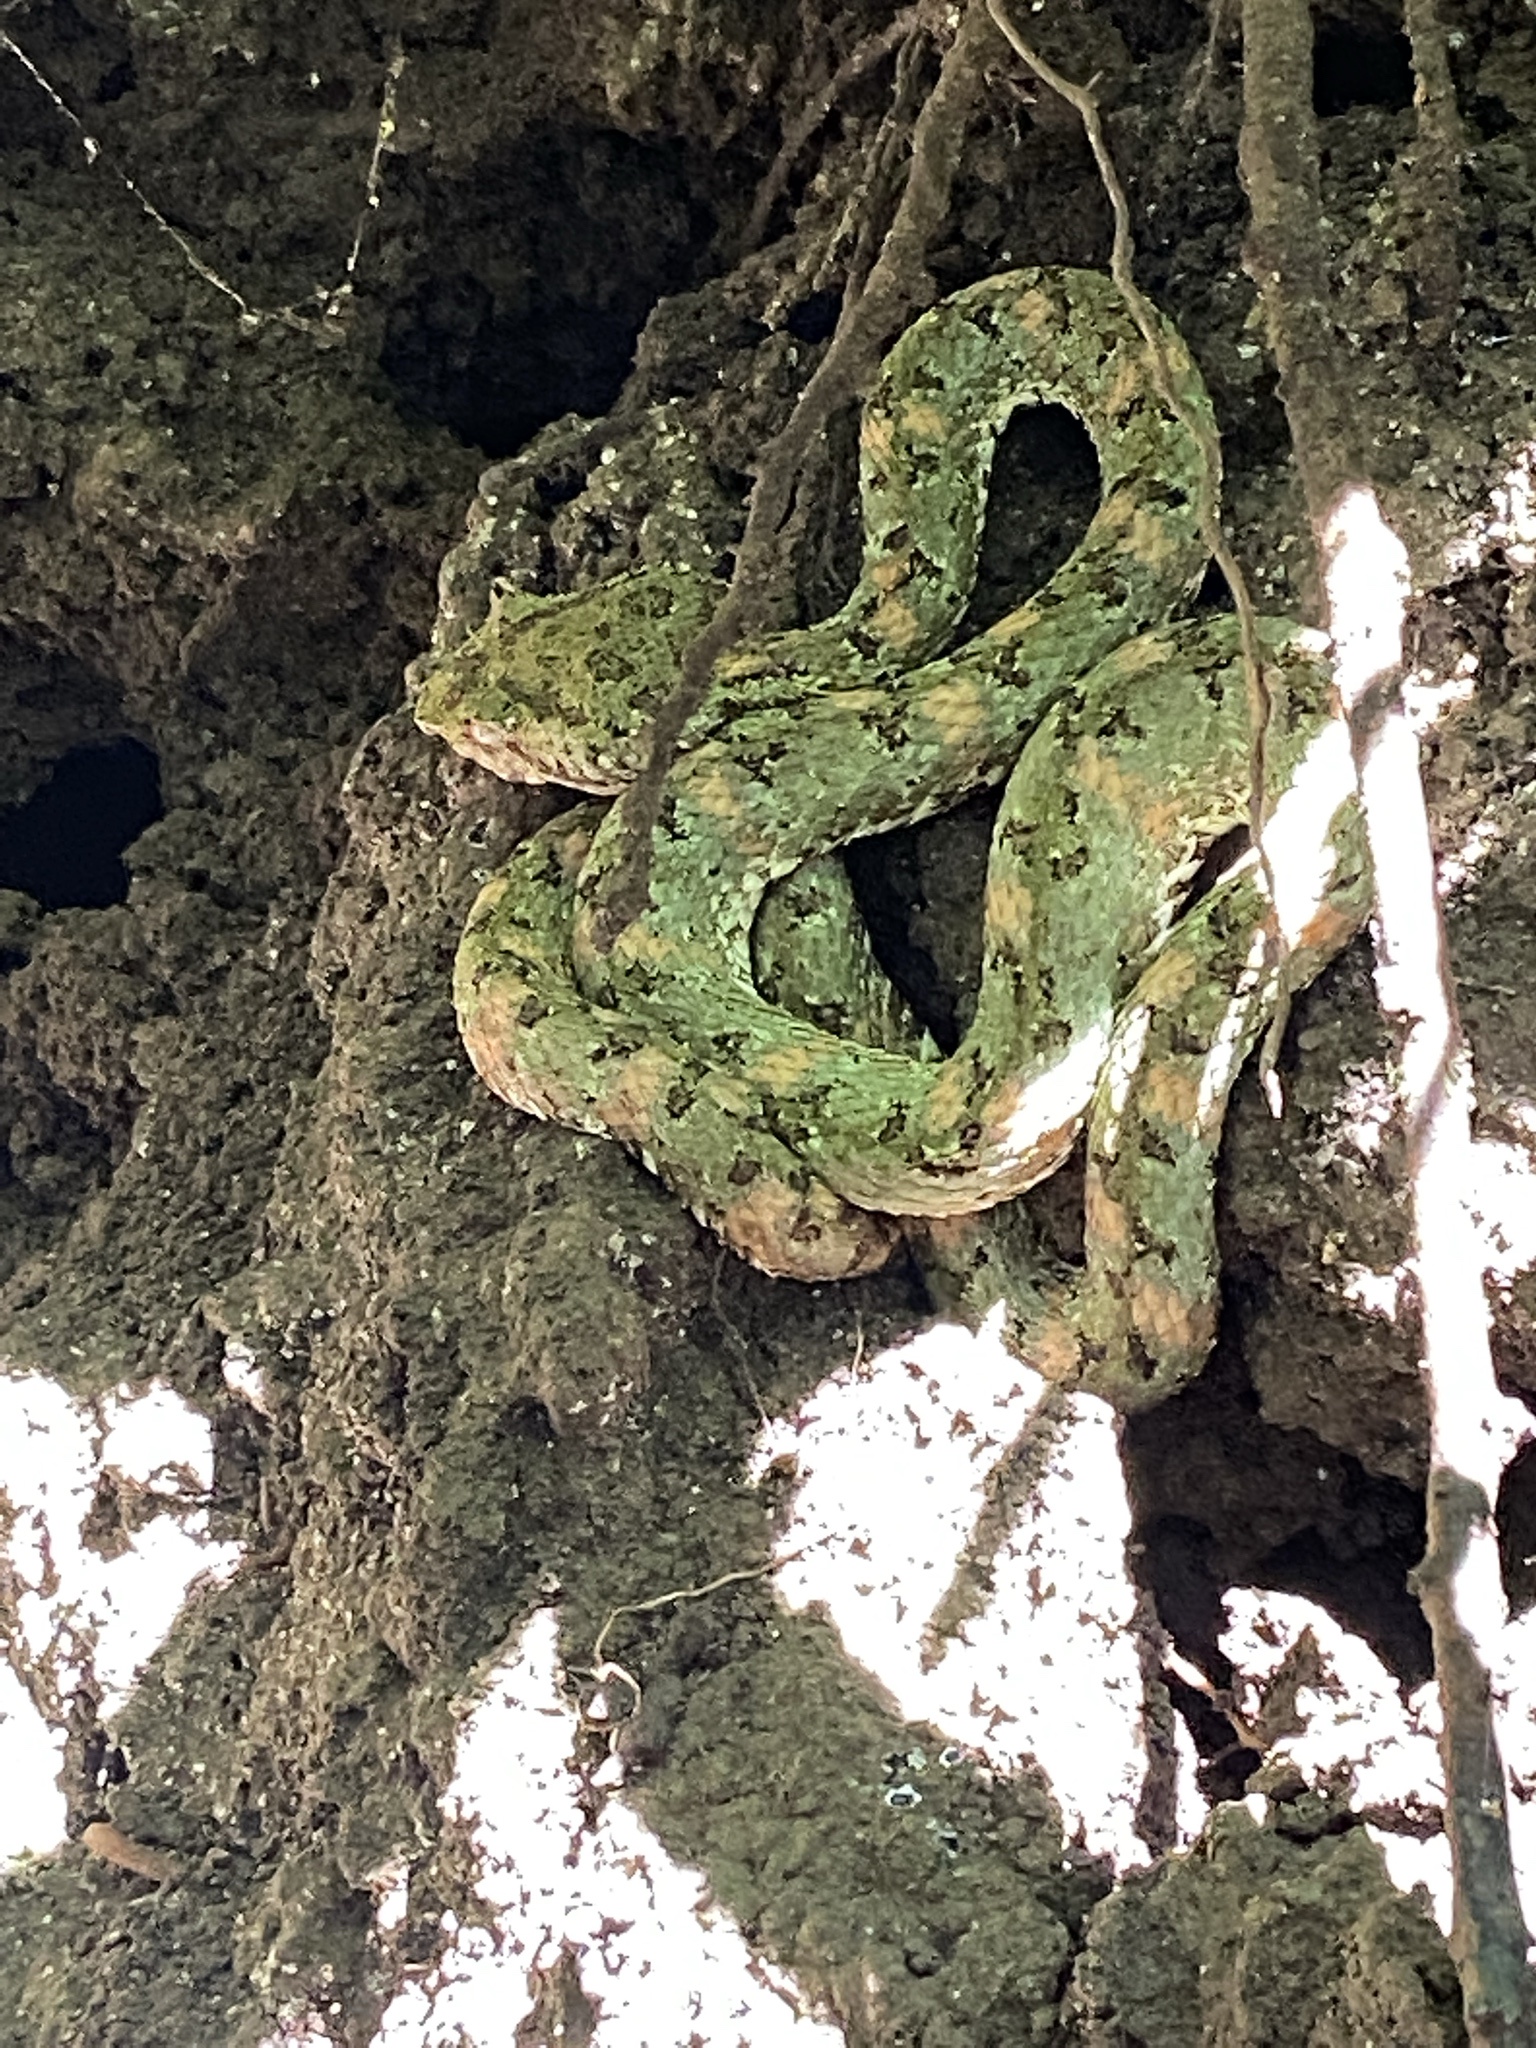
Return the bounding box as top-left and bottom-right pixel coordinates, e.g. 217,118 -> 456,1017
1401,0 -> 1465,347
741,2 -> 931,255
585,0 -> 999,950
1238,0 -> 1535,2033
0,29 -> 403,331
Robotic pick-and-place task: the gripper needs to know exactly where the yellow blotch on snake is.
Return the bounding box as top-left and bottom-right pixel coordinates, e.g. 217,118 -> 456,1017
983,872 -> 1034,942
594,1043 -> 679,1145
1139,1060 -> 1202,1134
919,675 -> 988,747
1128,1271 -> 1212,1356
899,398 -> 949,440
747,1040 -> 828,1088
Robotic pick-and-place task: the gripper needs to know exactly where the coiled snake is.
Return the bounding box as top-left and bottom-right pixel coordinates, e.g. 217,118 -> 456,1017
416,268 -> 1367,1407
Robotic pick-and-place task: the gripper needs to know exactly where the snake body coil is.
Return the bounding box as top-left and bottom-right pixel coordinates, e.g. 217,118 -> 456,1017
417,269 -> 1366,1404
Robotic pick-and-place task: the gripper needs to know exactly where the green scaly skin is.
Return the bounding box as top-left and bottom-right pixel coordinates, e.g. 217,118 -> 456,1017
417,268 -> 1369,1406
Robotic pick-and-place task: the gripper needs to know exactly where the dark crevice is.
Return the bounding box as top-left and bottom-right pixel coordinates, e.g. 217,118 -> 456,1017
960,402 -> 1100,636
1313,10 -> 1414,117
842,403 -> 1099,1045
843,788 -> 1001,1053
0,738 -> 163,910
1498,1436 -> 1536,1618
379,126 -> 740,457
1127,1350 -> 1433,1698
1105,0 -> 1203,60
785,289 -> 843,344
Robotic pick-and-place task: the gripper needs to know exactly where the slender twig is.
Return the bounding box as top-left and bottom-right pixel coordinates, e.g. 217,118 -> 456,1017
920,1381 -> 1071,1664
585,0 -> 999,950
741,3 -> 931,254
1238,0 -> 1535,2031
1130,1592 -> 1180,1858
819,19 -> 932,306
1400,0 -> 1465,347
326,39 -> 406,318
580,1551 -> 806,1755
590,1559 -> 784,1673
1181,0 -> 1234,123
708,1246 -> 770,1426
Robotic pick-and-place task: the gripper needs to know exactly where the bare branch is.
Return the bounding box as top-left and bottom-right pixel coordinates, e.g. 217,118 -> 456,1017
586,0 -> 1000,951
0,29 -> 403,334
1401,0 -> 1466,347
740,2 -> 931,255
1238,0 -> 1536,2031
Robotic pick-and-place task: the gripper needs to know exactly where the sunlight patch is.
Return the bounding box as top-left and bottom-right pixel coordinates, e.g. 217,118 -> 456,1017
1447,439 -> 1536,573
750,1315 -> 1151,1865
1257,717 -> 1356,951
359,1608 -> 839,2048
0,1366 -> 244,1866
1220,1590 -> 1450,1927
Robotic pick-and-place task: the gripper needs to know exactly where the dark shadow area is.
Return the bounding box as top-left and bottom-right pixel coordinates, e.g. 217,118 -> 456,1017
1106,0 -> 1203,59
0,738 -> 162,910
784,289 -> 843,344
843,403 -> 1099,1046
1498,1434 -> 1536,1618
1255,1520 -> 1432,1683
1313,10 -> 1414,117
0,0 -> 137,160
0,1064 -> 114,1289
1126,1350 -> 1432,1690
843,790 -> 999,1053
960,402 -> 1100,635
1136,1464 -> 1433,1801
380,125 -> 739,457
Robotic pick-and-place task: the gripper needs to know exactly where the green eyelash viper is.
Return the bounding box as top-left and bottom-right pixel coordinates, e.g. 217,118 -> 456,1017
415,267 -> 1369,1409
